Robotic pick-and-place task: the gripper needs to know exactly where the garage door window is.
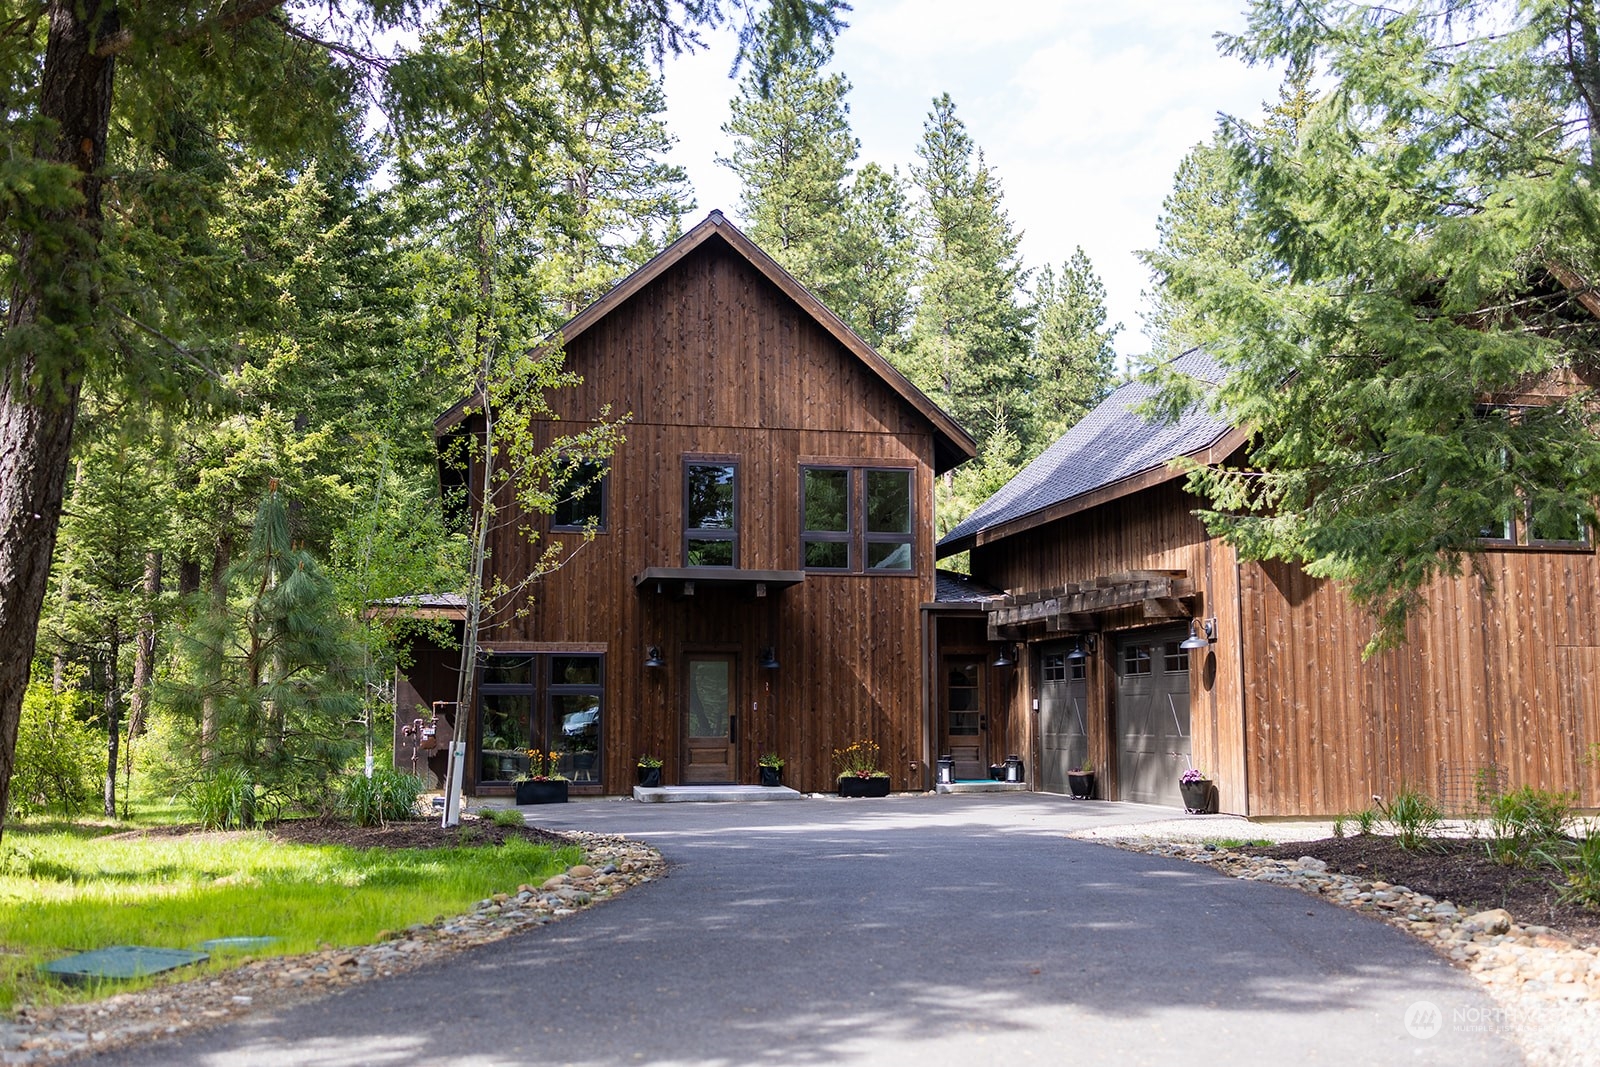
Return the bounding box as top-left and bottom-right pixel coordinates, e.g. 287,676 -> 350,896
1162,642 -> 1189,673
1123,645 -> 1151,675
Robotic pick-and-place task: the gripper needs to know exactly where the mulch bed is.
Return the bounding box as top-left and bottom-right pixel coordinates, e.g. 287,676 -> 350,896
1256,835 -> 1600,946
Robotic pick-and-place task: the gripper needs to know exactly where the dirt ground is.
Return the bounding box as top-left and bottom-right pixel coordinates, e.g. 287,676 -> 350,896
1256,835 -> 1600,946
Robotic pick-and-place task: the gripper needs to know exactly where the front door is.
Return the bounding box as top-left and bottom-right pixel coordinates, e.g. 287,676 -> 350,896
1038,642 -> 1089,794
1115,629 -> 1191,806
683,655 -> 736,784
942,658 -> 987,780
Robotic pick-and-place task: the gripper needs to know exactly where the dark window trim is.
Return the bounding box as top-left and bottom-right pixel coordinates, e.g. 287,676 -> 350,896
477,652 -> 606,785
550,458 -> 610,534
684,457 -> 739,568
799,462 -> 918,575
801,465 -> 854,571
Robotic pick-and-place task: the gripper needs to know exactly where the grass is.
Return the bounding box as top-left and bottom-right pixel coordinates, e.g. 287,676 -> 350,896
0,822 -> 579,1013
1205,837 -> 1274,850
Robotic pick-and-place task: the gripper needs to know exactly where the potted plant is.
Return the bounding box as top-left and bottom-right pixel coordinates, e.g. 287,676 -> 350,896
1067,759 -> 1095,800
1179,766 -> 1214,814
636,754 -> 663,789
514,750 -> 569,804
833,739 -> 891,797
757,752 -> 785,787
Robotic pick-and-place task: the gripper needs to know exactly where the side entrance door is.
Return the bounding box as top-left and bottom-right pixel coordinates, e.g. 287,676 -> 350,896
683,654 -> 736,784
942,658 -> 987,780
1038,642 -> 1088,794
1115,628 -> 1191,806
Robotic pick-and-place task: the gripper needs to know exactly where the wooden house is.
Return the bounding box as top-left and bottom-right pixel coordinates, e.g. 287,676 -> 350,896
934,349 -> 1600,816
397,212 -> 976,797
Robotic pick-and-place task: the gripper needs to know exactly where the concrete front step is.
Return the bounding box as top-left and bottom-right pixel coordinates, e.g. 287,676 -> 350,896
633,784 -> 806,803
935,781 -> 1030,794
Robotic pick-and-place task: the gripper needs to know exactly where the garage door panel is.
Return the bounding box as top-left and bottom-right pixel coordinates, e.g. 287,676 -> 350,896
1116,631 -> 1190,807
1038,642 -> 1088,794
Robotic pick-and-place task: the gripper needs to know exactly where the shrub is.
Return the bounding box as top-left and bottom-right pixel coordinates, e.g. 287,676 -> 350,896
1378,787 -> 1443,851
1486,786 -> 1574,866
339,768 -> 425,827
8,683 -> 99,818
487,807 -> 527,828
187,768 -> 262,829
1543,821 -> 1600,909
1350,807 -> 1380,835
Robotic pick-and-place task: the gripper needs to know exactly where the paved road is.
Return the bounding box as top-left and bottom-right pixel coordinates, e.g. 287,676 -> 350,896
104,794 -> 1521,1066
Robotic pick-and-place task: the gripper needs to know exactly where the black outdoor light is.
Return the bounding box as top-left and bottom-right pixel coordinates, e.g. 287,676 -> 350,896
1180,618 -> 1217,651
644,645 -> 664,668
759,646 -> 780,670
1066,634 -> 1098,662
991,643 -> 1016,668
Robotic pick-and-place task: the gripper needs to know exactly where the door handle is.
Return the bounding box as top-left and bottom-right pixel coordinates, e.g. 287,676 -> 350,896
730,714 -> 737,745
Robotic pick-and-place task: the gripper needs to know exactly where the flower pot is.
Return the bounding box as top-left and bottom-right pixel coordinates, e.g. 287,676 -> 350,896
637,766 -> 662,789
515,779 -> 569,805
1179,779 -> 1215,814
838,776 -> 891,798
1066,771 -> 1095,800
758,765 -> 783,787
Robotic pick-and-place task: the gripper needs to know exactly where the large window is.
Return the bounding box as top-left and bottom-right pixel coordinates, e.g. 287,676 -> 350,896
551,458 -> 608,532
685,460 -> 738,566
800,464 -> 915,573
477,653 -> 604,785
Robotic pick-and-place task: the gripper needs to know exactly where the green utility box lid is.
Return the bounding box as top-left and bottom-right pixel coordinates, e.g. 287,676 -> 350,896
40,945 -> 209,983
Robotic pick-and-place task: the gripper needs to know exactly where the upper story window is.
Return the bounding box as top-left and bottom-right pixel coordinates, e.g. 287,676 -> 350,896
685,460 -> 738,567
801,464 -> 915,574
1472,408 -> 1592,549
551,458 -> 608,532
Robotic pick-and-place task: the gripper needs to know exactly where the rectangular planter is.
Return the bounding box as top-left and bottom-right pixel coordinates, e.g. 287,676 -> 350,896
758,766 -> 784,787
514,779 -> 570,805
837,776 -> 891,798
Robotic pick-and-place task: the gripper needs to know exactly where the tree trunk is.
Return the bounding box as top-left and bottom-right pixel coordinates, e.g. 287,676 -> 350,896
126,551 -> 161,740
0,0 -> 117,842
102,628 -> 120,818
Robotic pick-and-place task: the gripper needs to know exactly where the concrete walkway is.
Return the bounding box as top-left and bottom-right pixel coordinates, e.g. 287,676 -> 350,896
104,794 -> 1521,1066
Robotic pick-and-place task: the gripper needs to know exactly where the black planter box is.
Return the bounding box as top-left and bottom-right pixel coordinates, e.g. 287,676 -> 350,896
514,779 -> 569,805
758,766 -> 783,787
837,776 -> 891,798
637,767 -> 662,789
1179,779 -> 1215,814
1067,771 -> 1095,800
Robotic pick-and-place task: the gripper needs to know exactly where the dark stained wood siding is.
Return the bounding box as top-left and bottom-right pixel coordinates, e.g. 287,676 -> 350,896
459,239 -> 940,794
969,478 -> 1600,816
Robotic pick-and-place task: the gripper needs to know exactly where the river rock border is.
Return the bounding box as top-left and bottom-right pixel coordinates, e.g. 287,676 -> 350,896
0,829 -> 665,1065
1111,840 -> 1600,1067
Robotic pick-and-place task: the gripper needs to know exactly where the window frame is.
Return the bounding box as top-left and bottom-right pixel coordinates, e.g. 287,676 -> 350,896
477,653 -> 606,786
683,457 -> 739,568
549,457 -> 609,533
798,462 -> 918,575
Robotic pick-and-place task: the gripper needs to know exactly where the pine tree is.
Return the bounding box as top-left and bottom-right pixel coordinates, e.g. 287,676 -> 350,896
902,94 -> 1034,457
1029,249 -> 1119,445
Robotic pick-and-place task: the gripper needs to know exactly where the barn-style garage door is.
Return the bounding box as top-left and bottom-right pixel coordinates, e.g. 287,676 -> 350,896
1037,642 -> 1088,794
1115,628 -> 1192,807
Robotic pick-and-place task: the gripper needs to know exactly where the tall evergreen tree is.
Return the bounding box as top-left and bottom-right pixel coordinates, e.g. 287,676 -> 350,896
1152,0 -> 1600,651
1030,249 -> 1119,445
902,94 -> 1033,456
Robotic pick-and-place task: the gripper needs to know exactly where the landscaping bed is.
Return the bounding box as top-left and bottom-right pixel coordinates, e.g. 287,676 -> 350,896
1255,835 -> 1600,947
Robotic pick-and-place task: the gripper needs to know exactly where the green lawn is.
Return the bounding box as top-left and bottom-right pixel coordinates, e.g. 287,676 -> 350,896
0,821 -> 579,1012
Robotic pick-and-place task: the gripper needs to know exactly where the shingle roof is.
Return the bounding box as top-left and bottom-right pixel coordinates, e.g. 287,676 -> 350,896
938,349 -> 1234,555
933,569 -> 1004,604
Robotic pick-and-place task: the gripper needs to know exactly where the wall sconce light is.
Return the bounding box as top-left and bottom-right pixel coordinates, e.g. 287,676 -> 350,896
759,646 -> 780,670
992,643 -> 1017,668
1180,618 -> 1217,651
644,645 -> 664,668
1066,634 -> 1098,662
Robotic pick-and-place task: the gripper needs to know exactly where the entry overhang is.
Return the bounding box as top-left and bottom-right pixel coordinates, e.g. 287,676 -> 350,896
633,566 -> 807,598
986,570 -> 1195,633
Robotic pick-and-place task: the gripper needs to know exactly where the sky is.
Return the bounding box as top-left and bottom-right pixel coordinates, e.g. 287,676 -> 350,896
658,0 -> 1286,360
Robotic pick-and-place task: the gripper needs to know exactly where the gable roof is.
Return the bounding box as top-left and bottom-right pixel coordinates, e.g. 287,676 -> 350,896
938,349 -> 1247,556
435,211 -> 978,474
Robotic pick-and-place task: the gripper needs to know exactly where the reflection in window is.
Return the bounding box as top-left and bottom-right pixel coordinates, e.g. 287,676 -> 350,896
685,462 -> 737,566
1042,652 -> 1067,682
478,654 -> 604,784
1123,646 -> 1152,676
866,469 -> 913,570
802,467 -> 851,570
551,458 -> 608,531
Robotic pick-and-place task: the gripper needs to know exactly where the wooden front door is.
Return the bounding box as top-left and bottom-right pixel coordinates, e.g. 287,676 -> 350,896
683,655 -> 736,784
942,658 -> 987,780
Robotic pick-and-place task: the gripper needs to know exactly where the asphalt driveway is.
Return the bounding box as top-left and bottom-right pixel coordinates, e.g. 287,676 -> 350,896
101,794 -> 1522,1066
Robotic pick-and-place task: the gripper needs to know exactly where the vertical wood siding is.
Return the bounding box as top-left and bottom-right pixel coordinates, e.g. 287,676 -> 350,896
470,240 -> 939,794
